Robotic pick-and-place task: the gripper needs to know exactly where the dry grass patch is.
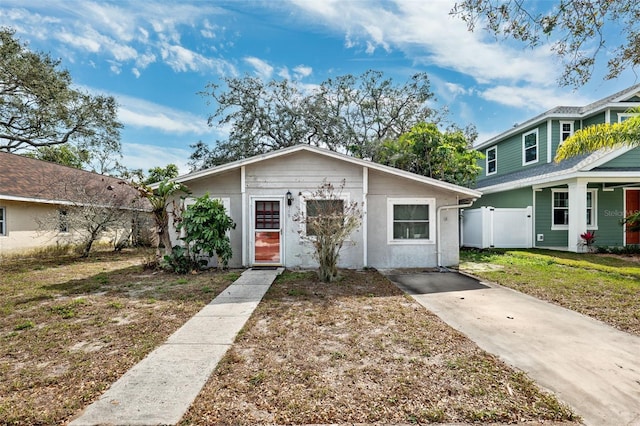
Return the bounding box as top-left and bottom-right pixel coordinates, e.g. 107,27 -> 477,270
181,269 -> 576,425
0,248 -> 239,425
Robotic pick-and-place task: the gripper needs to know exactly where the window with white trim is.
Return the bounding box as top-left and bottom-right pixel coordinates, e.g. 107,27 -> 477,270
486,146 -> 497,175
305,198 -> 344,237
0,207 -> 5,236
551,189 -> 598,230
586,189 -> 597,228
619,113 -> 640,123
559,121 -> 574,143
552,190 -> 569,229
522,129 -> 538,165
387,198 -> 435,244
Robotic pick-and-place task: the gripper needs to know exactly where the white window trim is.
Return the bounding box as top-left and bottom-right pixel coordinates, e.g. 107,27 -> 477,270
559,121 -> 574,145
300,193 -> 351,238
550,189 -> 598,231
618,113 -> 640,123
486,146 -> 497,176
522,129 -> 539,166
387,197 -> 435,245
551,189 -> 569,230
0,206 -> 5,236
586,189 -> 598,230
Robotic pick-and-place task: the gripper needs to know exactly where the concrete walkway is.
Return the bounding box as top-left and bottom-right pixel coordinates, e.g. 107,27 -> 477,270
386,271 -> 640,426
69,268 -> 282,426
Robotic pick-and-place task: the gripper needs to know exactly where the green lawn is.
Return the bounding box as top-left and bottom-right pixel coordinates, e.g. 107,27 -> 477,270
459,248 -> 640,335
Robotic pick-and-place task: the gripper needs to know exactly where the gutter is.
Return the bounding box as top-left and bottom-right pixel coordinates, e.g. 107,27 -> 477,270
436,198 -> 477,268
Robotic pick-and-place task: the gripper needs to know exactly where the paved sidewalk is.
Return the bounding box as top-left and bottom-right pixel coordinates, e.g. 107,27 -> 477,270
69,268 -> 282,426
386,271 -> 640,426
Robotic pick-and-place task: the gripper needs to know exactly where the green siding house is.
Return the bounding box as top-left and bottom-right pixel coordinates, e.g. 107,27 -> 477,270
463,84 -> 640,252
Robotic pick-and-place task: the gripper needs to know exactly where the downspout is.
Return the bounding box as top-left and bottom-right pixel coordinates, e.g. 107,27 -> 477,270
436,198 -> 477,268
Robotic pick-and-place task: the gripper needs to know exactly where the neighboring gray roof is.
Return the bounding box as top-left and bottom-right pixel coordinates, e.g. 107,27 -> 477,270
476,83 -> 640,150
475,154 -> 590,189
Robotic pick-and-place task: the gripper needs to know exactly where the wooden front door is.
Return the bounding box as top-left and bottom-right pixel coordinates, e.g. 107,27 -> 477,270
625,189 -> 640,245
253,199 -> 282,264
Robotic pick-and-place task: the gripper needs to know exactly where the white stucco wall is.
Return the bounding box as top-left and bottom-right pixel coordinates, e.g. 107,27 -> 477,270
172,150 -> 466,269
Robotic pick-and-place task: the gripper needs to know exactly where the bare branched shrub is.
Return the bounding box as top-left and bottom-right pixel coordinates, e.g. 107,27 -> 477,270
294,179 -> 362,282
36,173 -> 147,257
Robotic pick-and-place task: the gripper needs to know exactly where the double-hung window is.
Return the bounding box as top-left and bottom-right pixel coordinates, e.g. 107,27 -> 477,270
559,121 -> 574,143
306,199 -> 344,237
387,198 -> 435,244
551,189 -> 597,230
486,146 -> 497,175
522,129 -> 538,165
552,190 -> 569,229
0,207 -> 5,236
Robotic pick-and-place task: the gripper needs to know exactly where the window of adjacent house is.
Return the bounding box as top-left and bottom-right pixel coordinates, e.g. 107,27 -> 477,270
522,129 -> 538,165
59,209 -> 69,233
552,190 -> 569,228
551,189 -> 597,230
560,121 -> 574,143
387,198 -> 435,244
0,207 -> 5,236
619,113 -> 640,123
486,146 -> 497,175
586,190 -> 597,228
305,199 -> 344,237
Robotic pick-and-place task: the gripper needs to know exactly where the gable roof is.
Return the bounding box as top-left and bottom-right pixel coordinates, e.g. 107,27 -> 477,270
476,83 -> 640,150
173,144 -> 482,199
476,146 -> 640,193
0,151 -> 145,208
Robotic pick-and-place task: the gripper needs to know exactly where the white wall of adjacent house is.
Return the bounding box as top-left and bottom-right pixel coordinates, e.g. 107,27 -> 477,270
0,200 -> 60,253
0,199 -> 133,255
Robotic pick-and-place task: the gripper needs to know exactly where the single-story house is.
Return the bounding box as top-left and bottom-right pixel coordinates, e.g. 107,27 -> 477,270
168,144 -> 481,269
0,151 -> 148,255
463,83 -> 640,252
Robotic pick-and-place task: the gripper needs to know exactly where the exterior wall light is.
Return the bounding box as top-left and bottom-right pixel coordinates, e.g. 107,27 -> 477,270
286,190 -> 293,206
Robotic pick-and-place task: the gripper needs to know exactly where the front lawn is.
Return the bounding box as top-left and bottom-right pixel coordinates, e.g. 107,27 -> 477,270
180,269 -> 577,425
0,248 -> 238,425
460,248 -> 640,335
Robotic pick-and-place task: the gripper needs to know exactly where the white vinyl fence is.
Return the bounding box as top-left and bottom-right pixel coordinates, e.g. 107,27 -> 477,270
461,206 -> 533,249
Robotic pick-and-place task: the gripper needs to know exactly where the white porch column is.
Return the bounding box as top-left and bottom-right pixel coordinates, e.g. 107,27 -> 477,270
568,180 -> 587,252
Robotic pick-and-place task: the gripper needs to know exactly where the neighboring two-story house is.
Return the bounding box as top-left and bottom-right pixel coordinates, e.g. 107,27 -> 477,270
462,84 -> 640,252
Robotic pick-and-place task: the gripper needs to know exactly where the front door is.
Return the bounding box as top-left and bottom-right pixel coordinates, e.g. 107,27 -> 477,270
626,189 -> 640,245
253,199 -> 282,265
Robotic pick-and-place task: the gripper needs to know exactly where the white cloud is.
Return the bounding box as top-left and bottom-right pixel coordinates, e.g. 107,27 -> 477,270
116,95 -> 212,135
480,85 -> 592,111
287,0 -> 559,86
244,56 -> 274,79
293,65 -> 312,79
160,43 -> 234,74
121,142 -> 191,174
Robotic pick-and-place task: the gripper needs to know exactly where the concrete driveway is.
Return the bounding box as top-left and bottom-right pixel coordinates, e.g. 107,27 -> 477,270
385,271 -> 640,426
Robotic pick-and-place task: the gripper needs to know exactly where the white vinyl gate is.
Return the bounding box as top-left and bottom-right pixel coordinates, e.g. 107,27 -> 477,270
461,206 -> 533,249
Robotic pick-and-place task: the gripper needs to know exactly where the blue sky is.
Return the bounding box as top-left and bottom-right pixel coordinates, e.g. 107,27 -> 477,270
1,0 -> 635,174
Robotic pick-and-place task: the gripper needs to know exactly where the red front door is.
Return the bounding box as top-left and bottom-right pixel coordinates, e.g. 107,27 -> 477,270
625,190 -> 640,245
253,200 -> 282,264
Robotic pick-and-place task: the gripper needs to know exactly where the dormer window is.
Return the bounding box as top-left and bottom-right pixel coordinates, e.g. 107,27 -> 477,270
559,121 -> 574,143
522,129 -> 539,165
